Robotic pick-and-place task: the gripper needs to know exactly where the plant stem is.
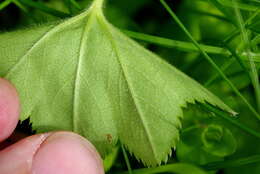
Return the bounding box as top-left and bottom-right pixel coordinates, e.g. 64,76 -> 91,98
160,0 -> 260,120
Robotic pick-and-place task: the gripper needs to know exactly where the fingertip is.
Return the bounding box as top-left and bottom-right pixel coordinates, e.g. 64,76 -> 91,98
0,78 -> 20,142
0,133 -> 50,174
0,132 -> 104,174
32,132 -> 104,174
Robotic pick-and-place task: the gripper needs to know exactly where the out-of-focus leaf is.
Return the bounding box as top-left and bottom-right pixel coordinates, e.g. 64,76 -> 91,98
201,124 -> 237,157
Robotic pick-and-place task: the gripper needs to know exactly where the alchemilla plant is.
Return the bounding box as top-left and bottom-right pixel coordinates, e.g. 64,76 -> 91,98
0,0 -> 259,173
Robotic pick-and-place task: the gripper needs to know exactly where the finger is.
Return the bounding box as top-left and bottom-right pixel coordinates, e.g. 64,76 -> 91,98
0,131 -> 29,150
0,131 -> 104,174
0,78 -> 20,142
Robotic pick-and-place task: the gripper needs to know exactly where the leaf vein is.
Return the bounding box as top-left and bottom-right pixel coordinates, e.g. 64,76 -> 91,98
97,16 -> 159,161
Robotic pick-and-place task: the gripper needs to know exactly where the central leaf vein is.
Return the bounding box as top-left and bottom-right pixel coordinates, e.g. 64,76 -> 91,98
72,13 -> 96,132
97,16 -> 159,161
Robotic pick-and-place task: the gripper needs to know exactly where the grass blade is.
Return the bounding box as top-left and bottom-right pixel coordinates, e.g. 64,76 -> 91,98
223,8 -> 260,43
121,144 -> 133,174
208,0 -> 237,25
123,30 -> 229,55
69,0 -> 82,10
223,43 -> 250,78
211,9 -> 260,89
204,57 -> 235,86
252,35 -> 260,50
200,103 -> 260,139
123,30 -> 260,62
232,0 -> 260,112
12,0 -> 28,13
189,8 -> 231,23
63,0 -> 82,14
160,0 -> 260,120
0,0 -> 12,10
218,0 -> 259,11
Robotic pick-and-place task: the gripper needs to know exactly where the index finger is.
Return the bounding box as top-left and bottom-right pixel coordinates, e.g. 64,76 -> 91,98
0,78 -> 20,142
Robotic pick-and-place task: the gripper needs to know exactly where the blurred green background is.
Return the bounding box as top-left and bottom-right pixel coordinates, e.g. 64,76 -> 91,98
0,0 -> 260,174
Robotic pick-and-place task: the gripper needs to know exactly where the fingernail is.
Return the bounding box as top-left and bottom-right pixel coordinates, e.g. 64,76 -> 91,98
32,132 -> 104,174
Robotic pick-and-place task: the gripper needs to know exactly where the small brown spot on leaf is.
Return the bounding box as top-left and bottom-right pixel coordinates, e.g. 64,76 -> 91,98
106,134 -> 112,144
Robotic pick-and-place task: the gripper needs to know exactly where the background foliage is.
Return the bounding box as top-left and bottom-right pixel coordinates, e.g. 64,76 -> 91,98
0,0 -> 260,174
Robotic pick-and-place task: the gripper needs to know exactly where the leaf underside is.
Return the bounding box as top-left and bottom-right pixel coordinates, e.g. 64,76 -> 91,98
0,3 -> 234,166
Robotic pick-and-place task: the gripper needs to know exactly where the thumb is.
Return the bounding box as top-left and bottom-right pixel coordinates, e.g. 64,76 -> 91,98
0,131 -> 104,174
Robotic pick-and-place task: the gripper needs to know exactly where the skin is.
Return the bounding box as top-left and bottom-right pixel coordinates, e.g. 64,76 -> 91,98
0,78 -> 104,174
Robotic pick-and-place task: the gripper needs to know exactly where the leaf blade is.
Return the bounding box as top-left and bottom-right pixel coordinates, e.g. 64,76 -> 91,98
0,2 -> 235,166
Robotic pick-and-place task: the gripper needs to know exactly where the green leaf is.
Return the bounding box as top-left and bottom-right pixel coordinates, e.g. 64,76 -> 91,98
176,110 -> 224,165
177,136 -> 223,165
0,0 -> 234,166
201,124 -> 237,157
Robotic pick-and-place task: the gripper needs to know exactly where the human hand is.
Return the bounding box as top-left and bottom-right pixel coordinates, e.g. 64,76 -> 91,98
0,78 -> 104,174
